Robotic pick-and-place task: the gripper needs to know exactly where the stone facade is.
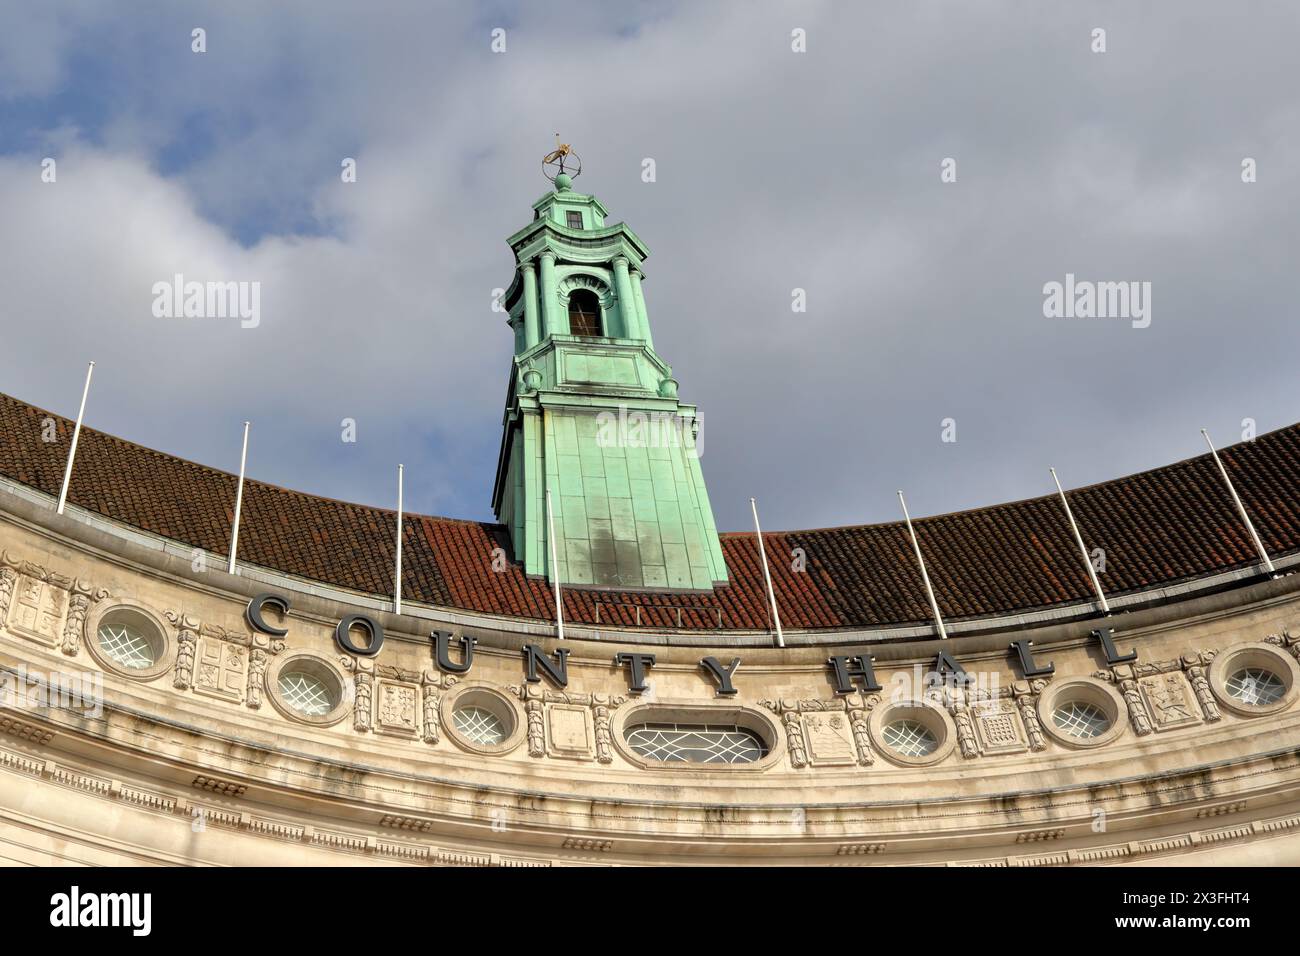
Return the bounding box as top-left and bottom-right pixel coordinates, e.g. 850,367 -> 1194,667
4,490 -> 1300,866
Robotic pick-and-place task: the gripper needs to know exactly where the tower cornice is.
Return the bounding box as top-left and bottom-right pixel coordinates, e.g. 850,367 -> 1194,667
507,219 -> 649,266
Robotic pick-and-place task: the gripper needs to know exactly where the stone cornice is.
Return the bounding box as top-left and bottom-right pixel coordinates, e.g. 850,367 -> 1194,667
5,478 -> 1300,657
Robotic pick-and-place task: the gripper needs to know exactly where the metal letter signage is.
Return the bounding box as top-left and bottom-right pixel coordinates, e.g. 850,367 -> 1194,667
934,650 -> 967,679
1011,638 -> 1055,677
522,644 -> 570,687
246,593 -> 290,636
700,657 -> 741,696
828,654 -> 883,694
1093,627 -> 1136,665
614,652 -> 656,694
432,630 -> 476,673
335,614 -> 383,657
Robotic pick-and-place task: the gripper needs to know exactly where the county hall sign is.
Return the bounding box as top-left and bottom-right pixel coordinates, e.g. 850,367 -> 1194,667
244,592 -> 1136,698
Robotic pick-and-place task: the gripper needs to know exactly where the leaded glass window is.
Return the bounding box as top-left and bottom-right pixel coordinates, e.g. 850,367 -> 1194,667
881,719 -> 938,757
625,723 -> 766,764
1052,700 -> 1110,739
278,672 -> 333,717
97,620 -> 156,669
454,706 -> 506,746
1226,667 -> 1285,706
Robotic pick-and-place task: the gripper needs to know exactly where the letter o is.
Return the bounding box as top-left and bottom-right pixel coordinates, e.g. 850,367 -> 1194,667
335,614 -> 383,656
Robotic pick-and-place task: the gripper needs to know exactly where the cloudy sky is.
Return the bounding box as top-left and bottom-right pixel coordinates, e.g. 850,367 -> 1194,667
1,1 -> 1297,534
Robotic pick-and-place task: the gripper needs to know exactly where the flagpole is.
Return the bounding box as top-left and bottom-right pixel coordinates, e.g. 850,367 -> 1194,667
1202,429 -> 1276,576
898,491 -> 948,639
1050,467 -> 1110,614
546,489 -> 564,639
394,463 -> 404,615
750,497 -> 784,648
56,361 -> 95,515
227,422 -> 250,575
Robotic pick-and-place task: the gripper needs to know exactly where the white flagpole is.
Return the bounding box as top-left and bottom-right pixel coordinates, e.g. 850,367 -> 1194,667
898,491 -> 948,639
394,463 -> 404,615
56,361 -> 95,515
1050,467 -> 1111,614
546,488 -> 564,639
750,497 -> 784,648
227,422 -> 250,575
1202,429 -> 1276,575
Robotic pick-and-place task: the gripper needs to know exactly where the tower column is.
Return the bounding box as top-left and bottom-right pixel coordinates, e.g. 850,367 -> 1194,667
612,255 -> 638,340
539,251 -> 560,338
521,261 -> 540,348
630,268 -> 653,349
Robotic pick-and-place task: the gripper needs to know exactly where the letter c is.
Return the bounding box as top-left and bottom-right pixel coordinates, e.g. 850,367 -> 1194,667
246,593 -> 290,636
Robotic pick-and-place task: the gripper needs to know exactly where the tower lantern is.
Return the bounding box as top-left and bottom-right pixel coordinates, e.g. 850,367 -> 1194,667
490,144 -> 729,590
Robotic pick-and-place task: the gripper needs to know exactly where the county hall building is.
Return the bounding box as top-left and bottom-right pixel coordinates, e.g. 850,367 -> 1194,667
2,166 -> 1300,867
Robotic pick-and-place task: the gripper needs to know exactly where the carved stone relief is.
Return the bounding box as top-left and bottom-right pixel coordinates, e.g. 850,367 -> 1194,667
61,582 -> 110,656
1011,679 -> 1049,752
761,697 -> 877,768
376,680 -> 419,738
340,655 -> 374,732
546,704 -> 594,759
1182,651 -> 1222,723
1138,672 -> 1199,731
194,637 -> 246,702
1095,664 -> 1154,737
970,692 -> 1028,755
3,558 -> 70,648
165,610 -> 285,706
1128,651 -> 1220,726
0,553 -> 108,656
509,685 -> 624,761
418,670 -> 458,745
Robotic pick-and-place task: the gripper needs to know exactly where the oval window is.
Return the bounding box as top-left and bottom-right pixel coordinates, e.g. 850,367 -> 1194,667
625,722 -> 767,765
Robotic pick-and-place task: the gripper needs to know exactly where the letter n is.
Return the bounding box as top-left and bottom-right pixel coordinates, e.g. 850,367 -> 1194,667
522,644 -> 570,687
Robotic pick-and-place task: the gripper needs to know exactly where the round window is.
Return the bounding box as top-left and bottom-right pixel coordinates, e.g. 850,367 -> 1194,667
1052,700 -> 1111,739
1207,643 -> 1299,717
441,686 -> 523,754
868,701 -> 955,765
97,616 -> 157,671
277,670 -> 336,717
91,608 -> 167,676
265,654 -> 350,725
881,718 -> 938,757
1225,667 -> 1285,706
453,705 -> 506,746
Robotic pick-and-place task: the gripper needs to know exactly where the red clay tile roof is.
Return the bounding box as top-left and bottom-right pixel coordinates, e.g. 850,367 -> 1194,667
2,390 -> 1297,631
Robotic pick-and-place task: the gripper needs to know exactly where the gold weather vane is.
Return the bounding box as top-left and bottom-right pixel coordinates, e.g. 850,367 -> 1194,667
542,133 -> 582,183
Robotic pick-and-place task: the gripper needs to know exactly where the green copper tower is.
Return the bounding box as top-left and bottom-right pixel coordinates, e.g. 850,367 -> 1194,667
491,147 -> 728,590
